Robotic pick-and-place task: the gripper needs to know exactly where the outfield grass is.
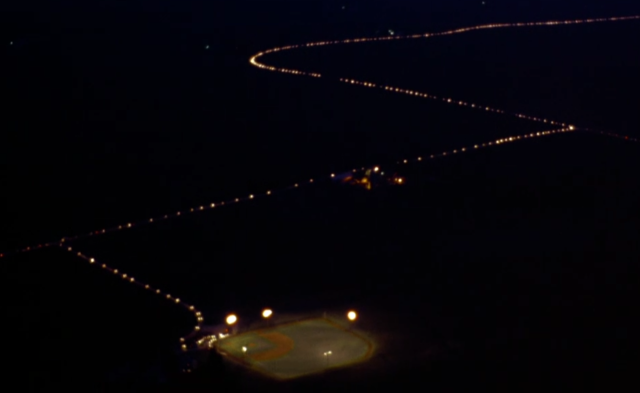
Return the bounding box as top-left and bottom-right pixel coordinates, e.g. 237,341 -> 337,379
216,317 -> 374,380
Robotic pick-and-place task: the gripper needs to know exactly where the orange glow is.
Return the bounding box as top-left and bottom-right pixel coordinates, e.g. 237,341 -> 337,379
262,309 -> 273,318
347,311 -> 357,321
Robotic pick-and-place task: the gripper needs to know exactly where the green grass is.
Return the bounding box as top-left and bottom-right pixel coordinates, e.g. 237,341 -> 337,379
216,317 -> 374,380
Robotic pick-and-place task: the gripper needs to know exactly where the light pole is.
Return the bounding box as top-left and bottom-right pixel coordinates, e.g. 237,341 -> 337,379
262,308 -> 272,328
226,313 -> 237,334
347,310 -> 357,330
323,351 -> 332,369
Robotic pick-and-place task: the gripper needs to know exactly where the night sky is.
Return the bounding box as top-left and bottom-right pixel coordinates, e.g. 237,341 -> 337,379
3,1 -> 640,391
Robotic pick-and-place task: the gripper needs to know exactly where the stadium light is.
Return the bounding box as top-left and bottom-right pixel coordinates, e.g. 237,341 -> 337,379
262,308 -> 273,318
226,314 -> 237,325
324,350 -> 332,367
347,311 -> 357,321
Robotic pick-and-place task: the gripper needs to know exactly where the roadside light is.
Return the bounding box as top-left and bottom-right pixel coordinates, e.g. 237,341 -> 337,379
374,166 -> 379,172
226,314 -> 237,325
262,309 -> 273,318
347,311 -> 357,321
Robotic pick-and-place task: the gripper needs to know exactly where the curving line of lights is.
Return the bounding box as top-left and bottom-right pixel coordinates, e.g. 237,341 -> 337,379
2,15 -> 639,351
249,14 -> 640,140
4,14 -> 637,261
59,244 -> 203,349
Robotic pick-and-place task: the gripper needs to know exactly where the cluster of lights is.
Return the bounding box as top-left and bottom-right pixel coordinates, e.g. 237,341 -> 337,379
197,334 -> 219,349
59,244 -> 204,348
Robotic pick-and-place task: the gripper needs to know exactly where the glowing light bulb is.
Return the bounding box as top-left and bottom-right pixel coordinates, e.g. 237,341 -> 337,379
347,311 -> 357,321
226,314 -> 237,325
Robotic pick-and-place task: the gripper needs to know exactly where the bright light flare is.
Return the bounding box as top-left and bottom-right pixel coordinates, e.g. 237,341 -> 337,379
226,314 -> 237,325
347,311 -> 357,321
262,308 -> 273,318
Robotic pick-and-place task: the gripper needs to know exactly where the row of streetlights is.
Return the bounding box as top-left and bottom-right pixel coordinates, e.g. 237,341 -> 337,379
223,309 -> 357,326
3,15 -> 639,267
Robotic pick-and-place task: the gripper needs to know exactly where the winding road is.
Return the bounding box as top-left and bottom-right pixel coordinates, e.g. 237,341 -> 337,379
4,14 -> 639,349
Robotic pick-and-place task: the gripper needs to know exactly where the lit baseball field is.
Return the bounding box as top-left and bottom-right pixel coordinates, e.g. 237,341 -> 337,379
216,317 -> 374,379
